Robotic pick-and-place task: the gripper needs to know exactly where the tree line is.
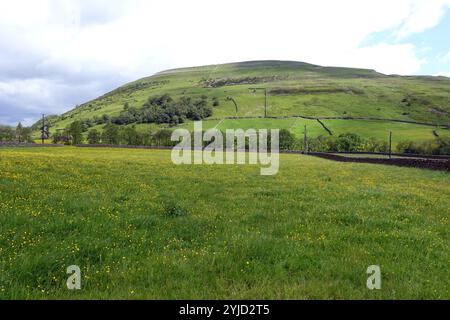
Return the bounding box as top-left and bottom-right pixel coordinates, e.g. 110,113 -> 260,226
0,123 -> 33,143
52,121 -> 177,147
53,121 -> 450,155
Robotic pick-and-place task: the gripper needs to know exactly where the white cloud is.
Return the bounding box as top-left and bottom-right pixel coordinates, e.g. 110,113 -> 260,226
0,0 -> 449,125
394,0 -> 450,39
438,52 -> 450,63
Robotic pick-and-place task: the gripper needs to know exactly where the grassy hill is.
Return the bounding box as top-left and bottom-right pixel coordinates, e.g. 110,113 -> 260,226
40,60 -> 450,142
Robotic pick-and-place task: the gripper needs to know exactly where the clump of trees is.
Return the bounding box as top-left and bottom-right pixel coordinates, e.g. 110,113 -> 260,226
52,120 -> 84,145
0,125 -> 15,142
396,137 -> 450,155
307,133 -> 389,153
0,123 -> 33,143
111,94 -> 213,126
90,123 -> 175,147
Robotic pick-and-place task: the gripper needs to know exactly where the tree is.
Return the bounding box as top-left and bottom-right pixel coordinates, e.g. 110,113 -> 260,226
87,129 -> 101,144
153,129 -> 173,147
0,125 -> 14,142
15,122 -> 23,142
121,126 -> 141,145
21,127 -> 33,143
52,131 -> 63,144
279,129 -> 297,151
13,123 -> 33,143
336,133 -> 364,152
102,122 -> 120,144
68,121 -> 83,145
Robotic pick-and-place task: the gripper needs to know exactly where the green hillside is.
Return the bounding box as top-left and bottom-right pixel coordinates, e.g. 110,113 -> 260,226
40,60 -> 450,142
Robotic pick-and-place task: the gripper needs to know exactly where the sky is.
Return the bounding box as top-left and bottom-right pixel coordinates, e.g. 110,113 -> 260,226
0,0 -> 450,126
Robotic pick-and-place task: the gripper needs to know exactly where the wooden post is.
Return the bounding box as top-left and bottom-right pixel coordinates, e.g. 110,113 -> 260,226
304,125 -> 309,154
41,114 -> 45,145
264,88 -> 268,118
389,131 -> 392,159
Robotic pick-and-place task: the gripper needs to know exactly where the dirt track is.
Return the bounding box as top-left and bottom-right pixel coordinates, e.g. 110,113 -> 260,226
310,153 -> 450,172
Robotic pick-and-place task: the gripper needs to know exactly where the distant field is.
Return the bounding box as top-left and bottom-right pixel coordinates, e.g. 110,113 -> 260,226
129,117 -> 449,146
0,147 -> 448,299
321,119 -> 450,143
174,118 -> 324,137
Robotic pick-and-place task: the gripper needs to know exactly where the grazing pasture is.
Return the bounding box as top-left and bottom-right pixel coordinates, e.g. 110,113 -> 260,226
0,147 -> 448,299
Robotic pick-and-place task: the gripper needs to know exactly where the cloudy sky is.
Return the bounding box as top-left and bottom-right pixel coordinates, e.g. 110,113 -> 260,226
1,0 -> 450,126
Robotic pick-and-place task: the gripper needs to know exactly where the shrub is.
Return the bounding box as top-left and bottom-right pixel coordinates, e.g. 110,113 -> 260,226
396,139 -> 441,155
279,129 -> 297,151
436,137 -> 450,155
364,137 -> 389,153
52,131 -> 63,144
335,133 -> 364,152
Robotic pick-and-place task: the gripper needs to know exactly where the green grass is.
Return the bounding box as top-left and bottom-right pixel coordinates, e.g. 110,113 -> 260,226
0,147 -> 449,299
322,120 -> 450,146
174,118 -> 324,137
131,118 -> 449,145
42,60 -> 450,141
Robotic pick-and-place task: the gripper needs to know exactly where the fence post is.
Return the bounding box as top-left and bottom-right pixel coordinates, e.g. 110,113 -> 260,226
264,89 -> 268,118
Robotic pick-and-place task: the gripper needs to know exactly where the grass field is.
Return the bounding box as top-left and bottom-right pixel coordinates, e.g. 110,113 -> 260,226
0,147 -> 449,299
39,61 -> 450,143
165,118 -> 450,144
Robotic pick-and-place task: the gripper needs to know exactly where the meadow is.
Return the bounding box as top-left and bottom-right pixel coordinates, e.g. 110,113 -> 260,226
39,61 -> 450,144
0,147 -> 448,299
172,118 -> 449,144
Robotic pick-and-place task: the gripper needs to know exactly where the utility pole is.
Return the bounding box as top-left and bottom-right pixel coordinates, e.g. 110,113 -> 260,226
304,125 -> 309,154
389,131 -> 392,159
41,114 -> 45,145
249,88 -> 268,118
264,88 -> 268,118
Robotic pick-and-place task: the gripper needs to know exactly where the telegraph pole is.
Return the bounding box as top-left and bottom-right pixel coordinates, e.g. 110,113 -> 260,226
249,87 -> 268,118
41,114 -> 45,145
264,88 -> 268,118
